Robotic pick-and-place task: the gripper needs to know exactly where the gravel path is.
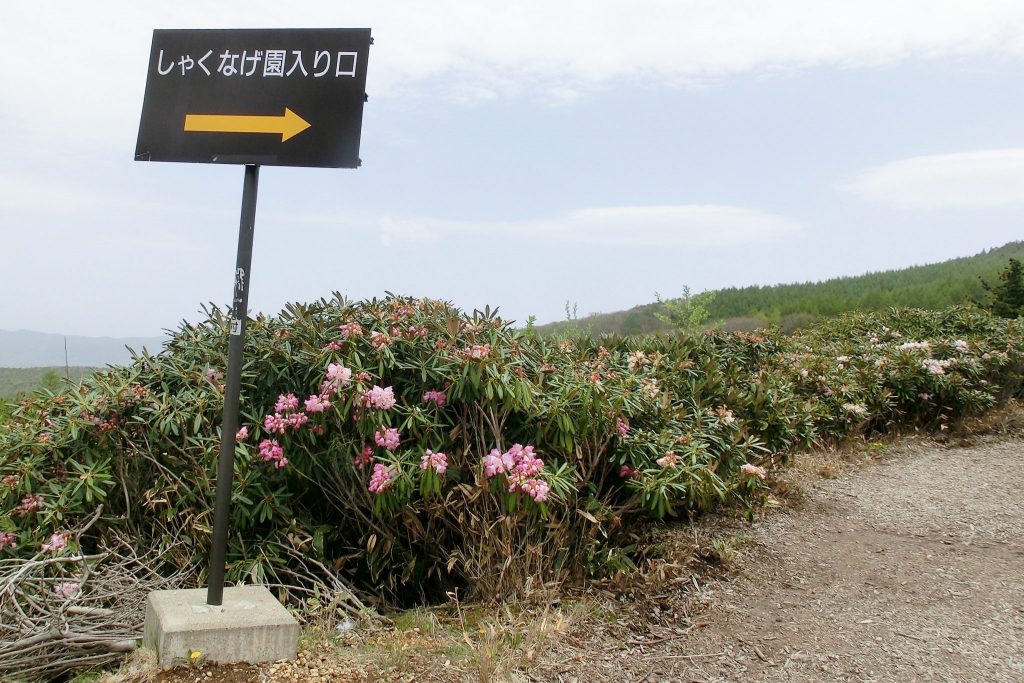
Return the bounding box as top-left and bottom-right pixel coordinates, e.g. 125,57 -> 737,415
600,438 -> 1024,682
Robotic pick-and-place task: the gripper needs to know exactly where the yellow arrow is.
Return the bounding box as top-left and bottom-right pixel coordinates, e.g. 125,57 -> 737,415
183,107 -> 311,142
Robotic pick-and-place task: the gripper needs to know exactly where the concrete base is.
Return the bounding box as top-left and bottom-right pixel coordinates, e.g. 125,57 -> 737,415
143,586 -> 299,668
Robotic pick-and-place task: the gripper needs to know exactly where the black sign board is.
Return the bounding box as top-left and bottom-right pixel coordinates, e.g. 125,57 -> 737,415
136,28 -> 371,168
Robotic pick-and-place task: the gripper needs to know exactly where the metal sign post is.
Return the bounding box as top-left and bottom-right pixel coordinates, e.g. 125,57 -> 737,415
135,28 -> 370,608
206,164 -> 259,606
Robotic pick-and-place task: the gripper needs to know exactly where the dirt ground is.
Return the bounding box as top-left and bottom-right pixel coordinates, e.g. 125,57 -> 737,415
149,433 -> 1023,683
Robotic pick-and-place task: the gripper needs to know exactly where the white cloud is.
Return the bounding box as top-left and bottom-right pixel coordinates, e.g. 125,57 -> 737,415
844,148 -> 1024,209
3,1 -> 1024,135
274,204 -> 802,248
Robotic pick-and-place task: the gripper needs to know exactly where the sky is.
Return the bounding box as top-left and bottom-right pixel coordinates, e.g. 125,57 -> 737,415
2,1 -> 1024,337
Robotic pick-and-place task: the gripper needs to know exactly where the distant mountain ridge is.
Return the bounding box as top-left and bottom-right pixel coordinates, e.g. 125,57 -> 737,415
537,240 -> 1024,336
0,329 -> 165,368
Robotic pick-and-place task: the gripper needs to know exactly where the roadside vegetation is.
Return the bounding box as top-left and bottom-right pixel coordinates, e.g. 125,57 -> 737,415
1,262 -> 1022,680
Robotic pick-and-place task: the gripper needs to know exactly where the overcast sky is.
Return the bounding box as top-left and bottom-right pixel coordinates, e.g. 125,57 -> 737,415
2,1 -> 1023,337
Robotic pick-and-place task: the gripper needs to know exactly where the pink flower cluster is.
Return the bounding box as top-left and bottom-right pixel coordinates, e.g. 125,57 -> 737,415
362,385 -> 397,410
12,495 -> 43,517
264,411 -> 308,434
368,463 -> 396,494
370,331 -> 392,349
422,389 -> 447,407
898,341 -> 931,352
338,322 -> 363,339
616,417 -> 630,437
0,532 -> 16,550
842,403 -> 868,416
656,451 -> 678,468
619,465 -> 639,479
374,427 -> 401,451
258,439 -> 288,468
325,363 -> 353,386
2,475 -> 20,489
483,444 -> 549,502
354,446 -> 374,470
41,532 -> 69,553
275,393 -> 300,413
420,449 -> 448,475
953,339 -> 970,354
922,358 -> 952,375
305,394 -> 331,413
205,368 -> 224,383
263,392 -> 311,435
461,343 -> 491,360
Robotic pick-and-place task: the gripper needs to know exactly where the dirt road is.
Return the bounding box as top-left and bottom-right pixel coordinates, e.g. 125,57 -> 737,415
554,437 -> 1024,682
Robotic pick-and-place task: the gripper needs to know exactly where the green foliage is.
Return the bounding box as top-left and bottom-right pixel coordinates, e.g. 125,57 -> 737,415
1,297 -> 1021,608
653,286 -> 717,333
980,258 -> 1024,318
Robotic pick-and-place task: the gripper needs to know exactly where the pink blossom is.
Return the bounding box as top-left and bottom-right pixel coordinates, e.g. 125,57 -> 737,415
420,450 -> 448,475
374,427 -> 400,451
305,394 -> 330,413
656,451 -> 678,469
483,449 -> 510,477
362,385 -> 397,410
0,532 -> 16,550
324,341 -> 343,352
422,389 -> 447,407
53,581 -> 80,598
235,426 -> 249,441
520,478 -> 550,502
2,475 -> 20,489
338,322 -> 363,339
953,340 -> 970,354
274,394 -> 300,414
354,446 -> 373,470
285,412 -> 309,429
12,495 -> 44,517
258,439 -> 287,468
326,363 -> 353,386
368,463 -> 396,494
263,413 -> 287,435
842,403 -> 868,416
619,465 -> 639,479
615,418 -> 629,437
204,368 -> 224,383
461,343 -> 491,360
484,444 -> 544,484
922,358 -> 951,375
41,532 -> 69,553
514,448 -> 544,477
740,463 -> 767,480
370,331 -> 392,349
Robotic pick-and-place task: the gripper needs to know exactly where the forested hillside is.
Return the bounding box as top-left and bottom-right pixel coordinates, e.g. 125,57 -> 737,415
0,367 -> 96,399
540,241 -> 1024,335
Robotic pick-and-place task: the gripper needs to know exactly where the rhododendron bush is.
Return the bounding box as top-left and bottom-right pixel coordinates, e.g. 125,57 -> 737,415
1,297 -> 1021,604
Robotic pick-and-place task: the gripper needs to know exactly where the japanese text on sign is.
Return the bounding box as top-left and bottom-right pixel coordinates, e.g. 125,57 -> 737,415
156,49 -> 359,78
